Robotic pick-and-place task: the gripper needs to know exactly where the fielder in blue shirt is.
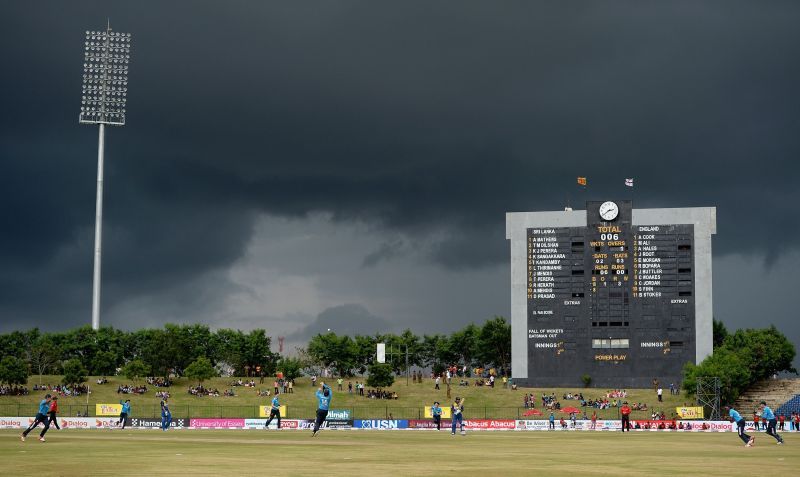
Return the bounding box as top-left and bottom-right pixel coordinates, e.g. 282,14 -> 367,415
265,395 -> 281,429
760,401 -> 784,444
312,382 -> 332,436
21,394 -> 52,442
727,406 -> 754,446
117,399 -> 131,429
432,402 -> 443,431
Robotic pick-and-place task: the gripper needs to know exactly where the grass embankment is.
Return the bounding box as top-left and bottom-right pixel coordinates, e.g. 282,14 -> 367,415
1,375 -> 691,419
2,430 -> 798,476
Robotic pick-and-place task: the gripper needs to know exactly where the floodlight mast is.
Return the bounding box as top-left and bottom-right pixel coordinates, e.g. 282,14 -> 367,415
79,23 -> 131,330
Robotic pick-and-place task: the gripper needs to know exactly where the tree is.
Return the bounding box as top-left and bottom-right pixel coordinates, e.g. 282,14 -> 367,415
366,363 -> 395,388
713,320 -> 728,349
91,350 -> 119,376
477,316 -> 511,372
726,326 -> 796,379
448,324 -> 480,371
307,333 -> 359,377
683,348 -> 752,404
184,356 -> 217,385
121,359 -> 150,385
0,356 -> 29,385
27,337 -> 59,381
61,358 -> 88,386
684,324 -> 795,404
276,356 -> 304,381
241,329 -> 278,376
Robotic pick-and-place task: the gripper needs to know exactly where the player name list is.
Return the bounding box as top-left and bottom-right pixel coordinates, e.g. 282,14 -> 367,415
527,228 -> 574,301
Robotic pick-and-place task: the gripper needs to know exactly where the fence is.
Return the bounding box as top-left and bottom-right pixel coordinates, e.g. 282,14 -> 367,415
0,403 -> 624,420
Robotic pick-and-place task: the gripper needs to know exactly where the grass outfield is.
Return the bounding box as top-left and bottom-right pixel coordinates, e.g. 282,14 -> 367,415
1,376 -> 694,420
2,429 -> 798,476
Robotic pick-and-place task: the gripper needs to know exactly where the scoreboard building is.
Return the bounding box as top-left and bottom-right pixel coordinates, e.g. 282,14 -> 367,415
506,201 -> 716,388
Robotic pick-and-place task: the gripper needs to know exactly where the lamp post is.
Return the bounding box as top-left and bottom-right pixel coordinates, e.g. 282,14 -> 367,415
79,23 -> 132,330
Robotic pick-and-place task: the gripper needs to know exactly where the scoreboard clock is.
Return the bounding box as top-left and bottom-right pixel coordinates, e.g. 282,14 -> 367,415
598,201 -> 619,221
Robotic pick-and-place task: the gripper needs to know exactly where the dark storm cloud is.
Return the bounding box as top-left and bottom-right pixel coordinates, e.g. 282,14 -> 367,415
2,1 -> 800,335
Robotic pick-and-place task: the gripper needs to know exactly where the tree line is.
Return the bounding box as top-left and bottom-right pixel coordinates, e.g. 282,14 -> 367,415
0,324 -> 278,385
305,316 -> 511,378
0,317 -> 511,386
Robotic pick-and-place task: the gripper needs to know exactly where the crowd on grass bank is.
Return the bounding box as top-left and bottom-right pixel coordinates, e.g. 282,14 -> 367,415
31,383 -> 88,396
0,385 -> 29,396
522,390 -> 662,413
117,384 -> 147,395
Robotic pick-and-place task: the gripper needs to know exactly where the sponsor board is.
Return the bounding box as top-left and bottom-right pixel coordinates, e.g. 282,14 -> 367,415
0,417 -> 26,429
190,418 -> 245,429
96,403 -> 123,416
292,419 -> 350,430
128,418 -> 188,429
677,420 -> 732,432
463,419 -> 516,430
258,405 -> 288,418
407,419 -> 514,430
515,420 -> 551,431
354,419 -> 408,429
424,406 -> 451,419
325,419 -> 352,429
408,420 -> 440,429
676,406 -> 704,419
245,418 -> 301,429
326,409 -> 351,421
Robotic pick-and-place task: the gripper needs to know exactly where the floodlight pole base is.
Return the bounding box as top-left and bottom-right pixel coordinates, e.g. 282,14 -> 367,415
91,123 -> 105,331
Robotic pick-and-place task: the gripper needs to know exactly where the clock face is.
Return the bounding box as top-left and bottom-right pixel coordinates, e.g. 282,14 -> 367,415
599,201 -> 619,221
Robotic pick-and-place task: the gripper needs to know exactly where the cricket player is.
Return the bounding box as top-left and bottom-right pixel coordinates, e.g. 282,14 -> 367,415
118,399 -> 131,429
311,382 -> 332,437
47,396 -> 61,431
21,394 -> 52,442
760,401 -> 784,445
726,406 -> 755,447
265,395 -> 281,429
451,397 -> 465,436
160,397 -> 172,431
432,401 -> 443,431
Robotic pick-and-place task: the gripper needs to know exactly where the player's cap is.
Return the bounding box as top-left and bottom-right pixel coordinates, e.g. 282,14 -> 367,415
759,400 -> 767,405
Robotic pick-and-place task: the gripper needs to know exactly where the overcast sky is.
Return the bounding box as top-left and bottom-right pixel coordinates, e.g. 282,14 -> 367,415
1,1 -> 799,363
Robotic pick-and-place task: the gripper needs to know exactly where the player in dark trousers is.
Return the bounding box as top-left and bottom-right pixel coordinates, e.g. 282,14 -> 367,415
726,406 -> 755,447
431,401 -> 443,431
47,396 -> 60,431
265,395 -> 281,429
760,401 -> 785,445
312,382 -> 332,437
21,394 -> 52,442
160,397 -> 172,431
451,397 -> 465,436
620,402 -> 632,432
117,399 -> 131,429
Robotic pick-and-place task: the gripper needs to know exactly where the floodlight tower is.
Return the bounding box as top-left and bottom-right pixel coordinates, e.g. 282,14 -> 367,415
79,24 -> 131,330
